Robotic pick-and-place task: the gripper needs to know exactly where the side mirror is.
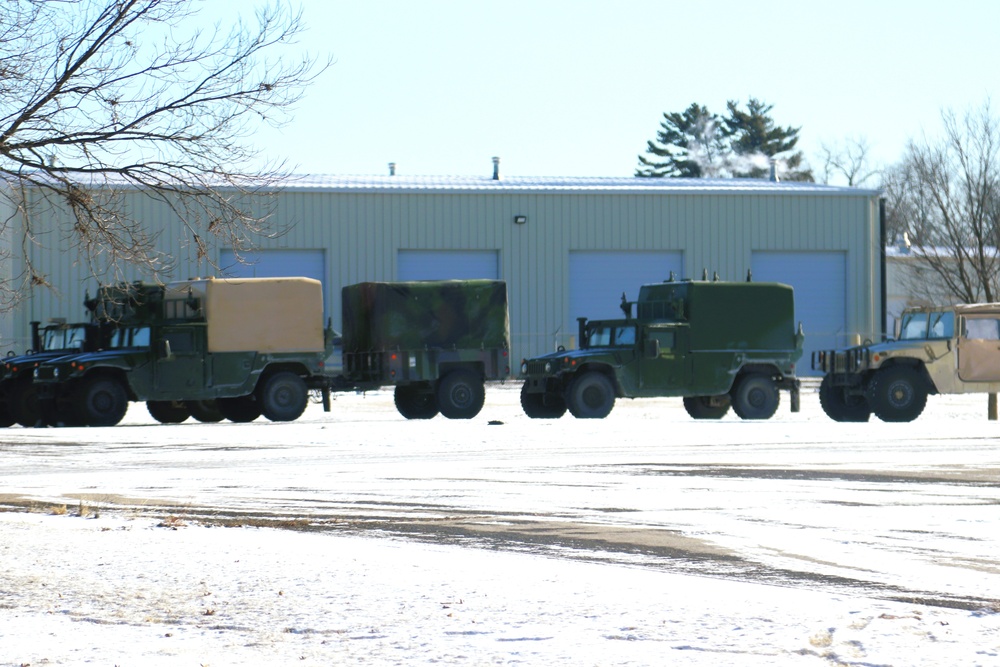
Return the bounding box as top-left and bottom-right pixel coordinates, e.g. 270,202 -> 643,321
645,338 -> 660,358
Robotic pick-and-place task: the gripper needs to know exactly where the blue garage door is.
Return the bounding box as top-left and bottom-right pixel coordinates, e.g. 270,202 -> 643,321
397,250 -> 499,280
220,249 -> 326,283
751,251 -> 847,376
569,251 -> 684,325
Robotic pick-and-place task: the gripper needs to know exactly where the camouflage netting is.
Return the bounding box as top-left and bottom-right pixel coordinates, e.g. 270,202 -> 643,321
342,281 -> 510,352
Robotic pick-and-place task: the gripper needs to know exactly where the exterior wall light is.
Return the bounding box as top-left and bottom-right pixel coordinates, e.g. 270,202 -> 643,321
514,215 -> 527,225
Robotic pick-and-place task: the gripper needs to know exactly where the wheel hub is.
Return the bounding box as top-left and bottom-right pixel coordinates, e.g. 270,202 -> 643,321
888,382 -> 912,407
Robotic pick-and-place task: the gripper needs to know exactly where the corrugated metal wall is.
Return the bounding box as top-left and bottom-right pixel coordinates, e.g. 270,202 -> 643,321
0,188 -> 16,350
6,185 -> 881,364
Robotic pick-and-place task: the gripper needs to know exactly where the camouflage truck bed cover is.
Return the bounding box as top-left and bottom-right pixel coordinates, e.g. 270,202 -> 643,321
340,280 -> 511,420
341,280 -> 510,352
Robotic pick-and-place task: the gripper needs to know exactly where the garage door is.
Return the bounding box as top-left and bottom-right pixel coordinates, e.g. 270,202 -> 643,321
751,251 -> 847,376
397,250 -> 499,280
568,251 -> 683,323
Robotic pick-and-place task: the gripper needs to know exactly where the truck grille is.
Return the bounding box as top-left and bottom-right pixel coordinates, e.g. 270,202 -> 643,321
524,360 -> 549,375
812,348 -> 868,373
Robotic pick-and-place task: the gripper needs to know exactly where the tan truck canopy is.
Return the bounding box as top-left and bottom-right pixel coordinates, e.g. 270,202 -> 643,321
171,277 -> 325,353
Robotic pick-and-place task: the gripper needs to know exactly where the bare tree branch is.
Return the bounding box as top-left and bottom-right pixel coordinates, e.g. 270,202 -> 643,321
887,100 -> 1000,305
0,0 -> 330,307
817,136 -> 879,187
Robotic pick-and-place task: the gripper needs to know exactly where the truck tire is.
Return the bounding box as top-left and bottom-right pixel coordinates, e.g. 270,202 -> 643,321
258,372 -> 308,422
217,396 -> 261,423
394,385 -> 439,420
566,371 -> 615,419
869,366 -> 927,422
76,376 -> 129,427
683,395 -> 731,420
520,383 -> 567,419
187,400 -> 224,423
11,381 -> 43,427
819,375 -> 871,422
437,370 -> 485,419
37,397 -> 60,427
731,373 -> 779,420
0,402 -> 14,428
146,400 -> 190,424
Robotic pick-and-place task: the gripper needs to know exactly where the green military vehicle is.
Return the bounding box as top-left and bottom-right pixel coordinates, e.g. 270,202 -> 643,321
813,302 -> 1000,422
34,277 -> 336,426
1,319 -> 108,427
519,278 -> 804,420
341,280 -> 510,419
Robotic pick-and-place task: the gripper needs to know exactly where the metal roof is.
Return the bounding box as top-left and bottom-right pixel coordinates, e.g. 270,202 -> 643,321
2,170 -> 880,197
279,174 -> 881,197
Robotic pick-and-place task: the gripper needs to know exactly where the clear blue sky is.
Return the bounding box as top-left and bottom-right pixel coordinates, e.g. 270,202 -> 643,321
255,0 -> 998,183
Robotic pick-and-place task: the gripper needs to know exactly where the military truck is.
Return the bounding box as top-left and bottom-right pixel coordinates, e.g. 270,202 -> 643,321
519,278 -> 804,420
341,280 -> 510,419
0,319 -> 108,427
813,302 -> 1000,422
33,277 -> 335,427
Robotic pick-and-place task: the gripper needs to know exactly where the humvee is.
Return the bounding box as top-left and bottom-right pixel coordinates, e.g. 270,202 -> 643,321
813,303 -> 1000,422
34,277 -> 336,427
0,319 -> 108,427
519,278 -> 804,419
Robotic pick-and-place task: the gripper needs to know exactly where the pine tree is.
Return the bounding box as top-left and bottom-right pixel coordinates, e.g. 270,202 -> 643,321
636,98 -> 813,181
636,103 -> 727,178
724,98 -> 813,181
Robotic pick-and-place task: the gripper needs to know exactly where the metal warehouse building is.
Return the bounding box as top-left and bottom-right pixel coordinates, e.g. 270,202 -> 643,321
2,174 -> 883,374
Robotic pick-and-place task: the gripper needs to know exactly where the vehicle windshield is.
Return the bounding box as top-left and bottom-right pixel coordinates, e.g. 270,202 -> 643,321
898,311 -> 954,340
40,326 -> 87,351
108,326 -> 151,349
587,324 -> 636,347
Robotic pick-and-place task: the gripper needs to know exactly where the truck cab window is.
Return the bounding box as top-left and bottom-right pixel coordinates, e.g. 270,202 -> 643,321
163,331 -> 195,353
614,326 -> 636,346
928,312 -> 954,339
113,327 -> 151,348
899,313 -> 929,340
588,326 -> 611,347
649,330 -> 675,351
964,317 -> 1000,340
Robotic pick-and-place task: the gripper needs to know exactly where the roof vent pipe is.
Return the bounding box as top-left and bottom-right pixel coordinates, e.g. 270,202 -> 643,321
388,162 -> 396,176
769,158 -> 779,182
492,156 -> 500,180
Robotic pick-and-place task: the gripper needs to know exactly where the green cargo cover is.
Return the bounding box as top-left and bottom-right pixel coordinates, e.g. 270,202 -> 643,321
342,280 -> 510,352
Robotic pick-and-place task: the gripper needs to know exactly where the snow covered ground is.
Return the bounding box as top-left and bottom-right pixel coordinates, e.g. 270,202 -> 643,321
2,384 -> 1000,666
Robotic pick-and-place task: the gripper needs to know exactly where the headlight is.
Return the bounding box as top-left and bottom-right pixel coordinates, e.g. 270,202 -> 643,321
520,362 -> 527,374
544,362 -> 552,373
